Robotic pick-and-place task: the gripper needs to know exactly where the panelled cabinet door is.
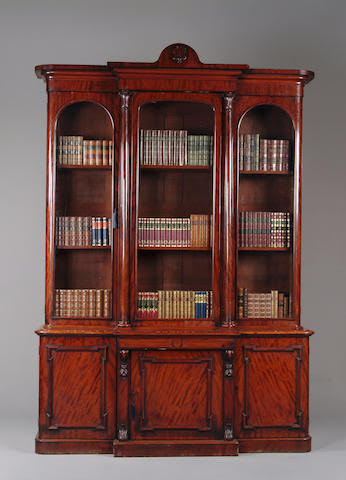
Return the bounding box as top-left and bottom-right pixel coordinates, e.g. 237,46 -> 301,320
38,336 -> 116,440
234,338 -> 309,439
130,350 -> 224,440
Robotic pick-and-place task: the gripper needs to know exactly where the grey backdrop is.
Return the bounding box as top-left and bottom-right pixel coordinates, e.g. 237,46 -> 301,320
0,0 -> 345,428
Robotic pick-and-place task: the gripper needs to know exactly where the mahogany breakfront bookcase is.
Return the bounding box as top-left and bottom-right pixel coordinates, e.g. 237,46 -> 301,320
35,44 -> 314,456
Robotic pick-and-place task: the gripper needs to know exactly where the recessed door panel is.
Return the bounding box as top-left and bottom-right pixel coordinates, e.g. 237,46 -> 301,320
234,338 -> 309,438
131,350 -> 223,440
39,336 -> 116,440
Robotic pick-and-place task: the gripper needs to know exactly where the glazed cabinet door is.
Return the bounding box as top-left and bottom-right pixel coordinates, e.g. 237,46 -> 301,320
128,92 -> 223,327
129,350 -> 225,440
44,93 -> 118,327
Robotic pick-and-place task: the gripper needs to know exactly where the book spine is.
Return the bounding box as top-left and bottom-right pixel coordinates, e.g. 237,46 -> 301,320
244,134 -> 251,171
157,130 -> 162,166
239,134 -> 244,171
55,289 -> 60,316
91,217 -> 96,246
286,212 -> 291,248
102,217 -> 109,246
278,292 -> 284,318
88,289 -> 95,317
57,136 -> 62,165
167,130 -> 173,165
254,134 -> 260,170
102,140 -> 108,166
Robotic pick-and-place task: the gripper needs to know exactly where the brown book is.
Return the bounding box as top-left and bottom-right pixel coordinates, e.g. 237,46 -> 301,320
243,288 -> 248,318
172,290 -> 177,319
271,290 -> 278,318
76,289 -> 82,317
96,289 -> 102,317
88,289 -> 96,317
83,140 -> 90,165
65,289 -> 72,317
80,289 -> 88,317
59,290 -> 64,317
238,287 -> 244,318
278,292 -> 284,318
95,140 -> 102,166
55,289 -> 60,316
90,140 -> 96,165
104,289 -> 111,317
158,290 -> 163,319
102,140 -> 109,166
109,140 -> 113,166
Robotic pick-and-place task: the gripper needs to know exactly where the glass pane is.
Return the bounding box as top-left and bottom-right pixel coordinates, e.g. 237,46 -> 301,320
136,101 -> 214,320
237,105 -> 295,320
54,102 -> 113,319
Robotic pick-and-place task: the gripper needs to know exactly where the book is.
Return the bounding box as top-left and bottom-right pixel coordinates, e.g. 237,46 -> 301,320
238,288 -> 290,318
137,290 -> 213,319
239,134 -> 290,172
138,215 -> 210,248
238,212 -> 291,248
140,130 -> 213,167
54,289 -> 111,318
57,136 -> 112,166
56,217 -> 111,247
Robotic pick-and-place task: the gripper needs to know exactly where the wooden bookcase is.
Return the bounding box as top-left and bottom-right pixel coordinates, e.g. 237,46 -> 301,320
35,44 -> 314,456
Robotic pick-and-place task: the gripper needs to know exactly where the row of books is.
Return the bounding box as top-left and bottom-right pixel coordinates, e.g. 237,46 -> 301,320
238,212 -> 291,248
137,291 -> 212,319
57,136 -> 113,166
138,215 -> 211,248
239,134 -> 290,172
56,217 -> 111,247
140,130 -> 213,166
54,289 -> 111,317
238,288 -> 291,318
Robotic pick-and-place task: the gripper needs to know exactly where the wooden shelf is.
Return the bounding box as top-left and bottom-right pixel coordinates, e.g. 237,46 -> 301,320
138,246 -> 211,251
56,246 -> 111,250
52,316 -> 112,320
57,165 -> 112,170
238,247 -> 290,252
140,165 -> 211,171
135,317 -> 213,321
238,317 -> 294,321
240,170 -> 292,175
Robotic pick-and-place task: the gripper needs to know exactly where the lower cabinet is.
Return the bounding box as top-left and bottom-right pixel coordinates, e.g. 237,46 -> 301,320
234,337 -> 311,452
36,335 -> 116,454
36,334 -> 311,454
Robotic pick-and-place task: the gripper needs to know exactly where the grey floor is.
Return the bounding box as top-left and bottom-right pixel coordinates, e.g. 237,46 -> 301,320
1,417 -> 346,480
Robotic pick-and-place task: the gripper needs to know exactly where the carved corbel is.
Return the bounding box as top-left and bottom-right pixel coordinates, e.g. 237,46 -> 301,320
224,349 -> 234,377
119,349 -> 129,378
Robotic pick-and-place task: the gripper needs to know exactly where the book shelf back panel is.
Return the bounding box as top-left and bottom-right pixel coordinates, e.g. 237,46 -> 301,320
239,175 -> 293,212
55,250 -> 112,290
56,101 -> 114,140
139,170 -> 212,218
237,250 -> 292,292
139,101 -> 214,134
239,105 -> 295,141
138,250 -> 212,292
56,169 -> 112,217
